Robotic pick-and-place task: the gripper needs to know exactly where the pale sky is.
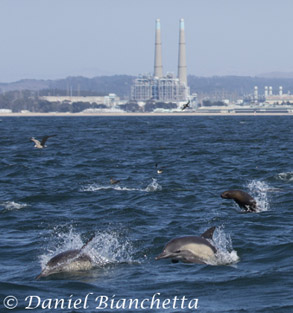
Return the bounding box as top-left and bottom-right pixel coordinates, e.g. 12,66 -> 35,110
1,0 -> 293,82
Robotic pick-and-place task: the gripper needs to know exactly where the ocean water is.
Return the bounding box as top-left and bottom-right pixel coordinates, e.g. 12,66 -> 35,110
0,116 -> 292,313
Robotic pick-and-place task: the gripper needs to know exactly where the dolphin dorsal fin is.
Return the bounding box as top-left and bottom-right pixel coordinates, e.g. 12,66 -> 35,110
201,226 -> 216,239
80,235 -> 95,251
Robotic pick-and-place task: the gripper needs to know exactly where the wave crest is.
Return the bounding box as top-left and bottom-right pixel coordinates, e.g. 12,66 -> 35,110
276,172 -> 293,182
1,201 -> 28,211
81,178 -> 162,193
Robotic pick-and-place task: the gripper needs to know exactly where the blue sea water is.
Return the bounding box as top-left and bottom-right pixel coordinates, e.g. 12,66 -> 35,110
0,116 -> 292,313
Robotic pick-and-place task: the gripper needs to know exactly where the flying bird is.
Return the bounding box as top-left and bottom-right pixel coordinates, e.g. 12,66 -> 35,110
181,100 -> 190,110
31,135 -> 56,149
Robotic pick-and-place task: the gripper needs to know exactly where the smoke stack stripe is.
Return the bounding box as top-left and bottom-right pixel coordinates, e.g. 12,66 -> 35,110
154,19 -> 163,78
178,18 -> 187,85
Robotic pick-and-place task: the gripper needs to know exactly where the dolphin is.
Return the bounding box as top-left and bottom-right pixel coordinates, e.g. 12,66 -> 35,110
36,235 -> 95,279
155,227 -> 217,264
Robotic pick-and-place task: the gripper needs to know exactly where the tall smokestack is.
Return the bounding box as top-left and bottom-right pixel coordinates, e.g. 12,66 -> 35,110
178,18 -> 187,85
154,19 -> 163,78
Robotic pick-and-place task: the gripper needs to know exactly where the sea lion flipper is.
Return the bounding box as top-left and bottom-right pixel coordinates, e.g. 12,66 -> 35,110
201,226 -> 216,239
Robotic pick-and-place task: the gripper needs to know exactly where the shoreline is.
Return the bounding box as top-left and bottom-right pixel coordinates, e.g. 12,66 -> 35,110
0,112 -> 293,117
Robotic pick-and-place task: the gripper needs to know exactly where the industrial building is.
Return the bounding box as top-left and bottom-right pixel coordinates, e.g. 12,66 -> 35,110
253,86 -> 293,105
40,93 -> 120,106
131,19 -> 191,104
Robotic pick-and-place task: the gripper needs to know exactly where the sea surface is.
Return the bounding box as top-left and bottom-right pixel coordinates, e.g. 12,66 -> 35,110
0,116 -> 292,313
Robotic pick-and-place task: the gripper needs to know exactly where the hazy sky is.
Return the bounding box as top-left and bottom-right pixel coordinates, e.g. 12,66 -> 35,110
1,0 -> 293,82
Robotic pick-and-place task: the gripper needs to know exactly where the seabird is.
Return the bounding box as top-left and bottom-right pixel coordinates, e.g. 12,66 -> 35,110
110,178 -> 120,185
181,100 -> 190,110
31,135 -> 56,149
155,163 -> 163,174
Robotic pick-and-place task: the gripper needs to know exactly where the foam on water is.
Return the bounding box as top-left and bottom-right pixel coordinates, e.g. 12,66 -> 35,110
1,201 -> 28,211
81,178 -> 162,193
276,172 -> 293,182
81,184 -> 140,192
247,180 -> 270,212
211,226 -> 239,266
145,178 -> 162,192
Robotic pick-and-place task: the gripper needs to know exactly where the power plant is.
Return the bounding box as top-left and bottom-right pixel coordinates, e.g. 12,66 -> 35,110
131,19 -> 191,104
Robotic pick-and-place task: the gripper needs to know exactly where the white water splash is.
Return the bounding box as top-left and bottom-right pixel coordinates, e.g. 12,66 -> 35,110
81,184 -> 140,192
39,228 -> 135,271
145,178 -> 162,192
1,201 -> 28,211
276,172 -> 293,182
211,226 -> 239,266
81,178 -> 162,193
247,180 -> 270,212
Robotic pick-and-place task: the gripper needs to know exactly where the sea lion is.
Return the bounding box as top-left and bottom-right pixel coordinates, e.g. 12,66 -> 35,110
221,189 -> 257,212
155,226 -> 217,264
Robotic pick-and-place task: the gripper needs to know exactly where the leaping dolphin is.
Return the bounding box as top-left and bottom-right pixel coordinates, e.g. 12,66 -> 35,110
155,226 -> 217,264
31,135 -> 56,149
36,235 -> 95,279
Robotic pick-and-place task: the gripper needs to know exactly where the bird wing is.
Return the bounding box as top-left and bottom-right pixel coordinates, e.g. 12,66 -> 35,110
41,135 -> 56,146
31,138 -> 40,145
181,100 -> 190,110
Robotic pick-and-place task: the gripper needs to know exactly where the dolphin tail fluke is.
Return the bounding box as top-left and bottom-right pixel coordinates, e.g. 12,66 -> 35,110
201,226 -> 216,240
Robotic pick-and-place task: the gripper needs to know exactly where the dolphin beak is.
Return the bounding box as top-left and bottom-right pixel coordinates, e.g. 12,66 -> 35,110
35,273 -> 43,280
35,270 -> 47,280
155,251 -> 172,260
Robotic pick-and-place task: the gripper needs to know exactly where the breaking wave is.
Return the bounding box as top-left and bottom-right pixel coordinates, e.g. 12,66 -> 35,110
145,178 -> 162,192
1,201 -> 28,211
276,172 -> 293,182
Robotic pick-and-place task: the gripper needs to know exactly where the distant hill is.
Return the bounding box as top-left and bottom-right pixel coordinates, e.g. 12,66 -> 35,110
1,75 -> 293,100
0,79 -> 50,92
0,75 -> 135,98
257,72 -> 293,79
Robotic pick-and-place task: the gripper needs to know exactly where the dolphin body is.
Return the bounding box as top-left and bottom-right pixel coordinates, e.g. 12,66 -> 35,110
155,227 -> 217,264
36,236 -> 95,279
